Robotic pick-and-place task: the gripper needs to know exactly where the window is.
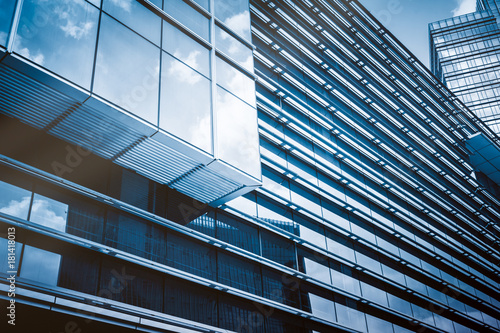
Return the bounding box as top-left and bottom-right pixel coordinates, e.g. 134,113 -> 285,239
216,57 -> 256,106
216,86 -> 260,178
100,259 -> 163,311
217,252 -> 262,295
29,192 -> 68,232
217,212 -> 260,254
14,0 -> 99,88
214,0 -> 251,40
0,0 -> 16,47
94,13 -> 160,124
164,0 -> 210,41
298,248 -> 331,284
0,180 -> 32,220
164,277 -> 217,326
160,51 -> 212,153
335,299 -> 367,332
262,268 -> 300,307
102,0 -> 161,45
162,22 -> 210,77
166,233 -> 216,280
261,230 -> 296,269
20,245 -> 61,285
59,249 -> 100,295
219,295 -> 265,333
215,25 -> 253,71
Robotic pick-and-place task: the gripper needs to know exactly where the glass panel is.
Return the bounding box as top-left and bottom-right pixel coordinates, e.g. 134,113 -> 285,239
330,264 -> 361,296
214,0 -> 251,40
160,51 -> 212,153
290,183 -> 322,216
261,230 -> 296,268
294,214 -> 327,249
164,277 -> 217,326
20,245 -> 61,285
216,212 -> 260,254
216,57 -> 256,106
94,14 -> 160,124
105,211 -> 167,263
298,249 -> 331,285
216,87 -> 260,177
100,259 -> 163,311
366,314 -> 394,333
335,301 -> 367,332
262,268 -> 300,307
163,22 -> 210,77
166,233 -> 215,280
29,193 -> 68,232
0,0 -> 16,47
0,180 -> 32,220
217,252 -> 262,295
215,25 -> 253,72
102,0 -> 161,44
0,237 -> 23,273
59,250 -> 99,295
219,295 -> 265,333
14,0 -> 99,88
67,199 -> 105,242
308,293 -> 336,322
164,0 -> 209,41
186,210 -> 216,237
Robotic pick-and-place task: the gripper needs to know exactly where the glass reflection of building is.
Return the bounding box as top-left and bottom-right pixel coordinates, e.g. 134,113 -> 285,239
1,0 -> 500,333
430,0 -> 500,135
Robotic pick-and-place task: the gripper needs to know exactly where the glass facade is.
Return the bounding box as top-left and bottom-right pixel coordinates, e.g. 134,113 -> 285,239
430,0 -> 500,135
0,0 -> 500,333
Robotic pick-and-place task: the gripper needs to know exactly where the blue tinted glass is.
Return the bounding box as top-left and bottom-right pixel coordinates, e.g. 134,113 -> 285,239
29,193 -> 68,232
20,245 -> 61,285
216,87 -> 260,177
0,238 -> 23,272
160,52 -> 212,153
308,293 -> 336,322
163,22 -> 210,77
164,0 -> 209,41
335,302 -> 367,332
0,0 -> 16,47
215,25 -> 253,72
0,180 -> 31,220
166,233 -> 215,280
217,252 -> 262,295
216,57 -> 256,106
94,14 -> 160,124
102,0 -> 161,45
216,212 -> 259,254
14,0 -> 99,88
261,230 -> 296,268
214,0 -> 251,40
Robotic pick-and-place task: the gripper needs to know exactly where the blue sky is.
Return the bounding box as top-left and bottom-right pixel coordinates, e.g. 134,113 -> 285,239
359,0 -> 476,68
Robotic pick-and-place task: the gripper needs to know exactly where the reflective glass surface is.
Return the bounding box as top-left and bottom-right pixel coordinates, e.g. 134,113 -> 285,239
164,0 -> 209,41
0,180 -> 31,220
94,14 -> 160,124
216,87 -> 260,177
163,22 -> 210,77
216,57 -> 256,106
0,237 -> 22,272
214,0 -> 251,40
14,0 -> 99,88
0,0 -> 16,47
308,293 -> 336,322
29,193 -> 68,232
215,25 -> 253,72
102,0 -> 161,45
20,245 -> 61,285
160,52 -> 212,153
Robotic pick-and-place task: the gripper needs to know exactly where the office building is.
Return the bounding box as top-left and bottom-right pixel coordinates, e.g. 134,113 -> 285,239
429,0 -> 500,135
1,0 -> 500,332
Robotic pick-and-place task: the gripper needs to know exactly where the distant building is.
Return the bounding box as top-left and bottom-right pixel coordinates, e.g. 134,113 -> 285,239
430,0 -> 500,135
1,0 -> 500,332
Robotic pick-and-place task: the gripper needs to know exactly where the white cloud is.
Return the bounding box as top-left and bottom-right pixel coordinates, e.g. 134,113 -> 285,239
110,0 -> 133,12
223,11 -> 251,38
17,46 -> 45,65
0,197 -> 31,219
30,198 -> 67,232
60,20 -> 94,39
168,51 -> 202,85
452,0 -> 476,16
